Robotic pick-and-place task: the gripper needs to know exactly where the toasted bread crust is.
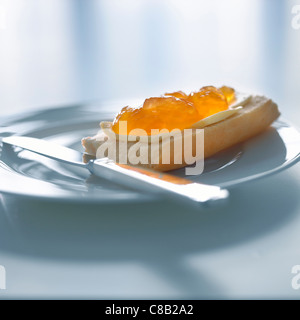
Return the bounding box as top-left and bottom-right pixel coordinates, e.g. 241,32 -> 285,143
82,95 -> 280,171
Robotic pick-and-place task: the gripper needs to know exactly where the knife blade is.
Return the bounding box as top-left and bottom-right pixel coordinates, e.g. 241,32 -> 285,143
2,136 -> 229,206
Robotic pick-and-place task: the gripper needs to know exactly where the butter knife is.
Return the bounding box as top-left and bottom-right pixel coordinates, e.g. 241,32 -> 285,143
2,136 -> 229,206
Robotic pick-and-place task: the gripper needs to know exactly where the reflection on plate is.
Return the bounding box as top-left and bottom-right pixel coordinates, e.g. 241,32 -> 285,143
0,103 -> 299,203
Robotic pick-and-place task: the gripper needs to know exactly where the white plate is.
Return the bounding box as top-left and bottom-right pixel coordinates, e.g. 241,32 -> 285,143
0,103 -> 299,203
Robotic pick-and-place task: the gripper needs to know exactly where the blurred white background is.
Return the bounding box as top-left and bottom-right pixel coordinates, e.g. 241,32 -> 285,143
0,0 -> 299,123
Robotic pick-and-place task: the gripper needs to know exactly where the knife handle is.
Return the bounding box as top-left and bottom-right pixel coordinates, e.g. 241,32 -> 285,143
88,158 -> 229,207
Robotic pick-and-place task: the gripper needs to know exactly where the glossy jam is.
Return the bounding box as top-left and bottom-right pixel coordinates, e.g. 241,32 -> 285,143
112,86 -> 235,135
219,86 -> 235,104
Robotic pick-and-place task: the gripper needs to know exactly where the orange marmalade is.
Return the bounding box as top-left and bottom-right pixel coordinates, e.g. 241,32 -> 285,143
112,86 -> 235,135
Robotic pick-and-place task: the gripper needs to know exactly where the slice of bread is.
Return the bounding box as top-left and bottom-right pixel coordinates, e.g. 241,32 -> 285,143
82,95 -> 280,172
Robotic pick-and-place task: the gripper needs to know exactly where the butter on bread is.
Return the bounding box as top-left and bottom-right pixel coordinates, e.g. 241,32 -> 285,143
82,95 -> 280,172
